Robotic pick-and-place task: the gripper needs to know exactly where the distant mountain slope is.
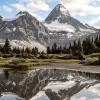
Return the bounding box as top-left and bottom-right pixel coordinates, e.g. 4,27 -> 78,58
44,4 -> 98,46
45,4 -> 87,32
0,11 -> 49,51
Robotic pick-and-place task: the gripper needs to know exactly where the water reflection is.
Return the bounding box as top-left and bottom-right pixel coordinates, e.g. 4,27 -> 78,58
4,70 -> 9,79
0,68 -> 100,100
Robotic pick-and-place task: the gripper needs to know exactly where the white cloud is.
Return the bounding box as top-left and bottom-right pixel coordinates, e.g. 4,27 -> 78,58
60,0 -> 100,28
1,0 -> 51,21
0,0 -> 100,28
14,0 -> 50,12
11,0 -> 51,20
88,16 -> 100,28
60,0 -> 100,16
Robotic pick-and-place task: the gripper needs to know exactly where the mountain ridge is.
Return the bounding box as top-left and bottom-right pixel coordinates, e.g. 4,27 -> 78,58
0,4 -> 99,51
0,11 -> 49,51
44,4 -> 98,46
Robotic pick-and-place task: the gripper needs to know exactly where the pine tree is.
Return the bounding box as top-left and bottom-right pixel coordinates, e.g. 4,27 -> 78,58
16,47 -> 21,54
68,43 -> 72,54
63,45 -> 67,54
3,39 -> 11,54
82,38 -> 91,54
34,47 -> 38,56
72,40 -> 78,55
52,43 -> 57,54
59,46 -> 62,54
32,47 -> 35,54
13,47 -> 17,54
25,47 -> 31,54
95,35 -> 100,48
90,37 -> 96,53
78,40 -> 83,54
47,46 -> 51,54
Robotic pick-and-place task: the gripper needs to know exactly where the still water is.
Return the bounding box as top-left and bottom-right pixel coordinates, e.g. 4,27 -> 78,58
0,68 -> 100,100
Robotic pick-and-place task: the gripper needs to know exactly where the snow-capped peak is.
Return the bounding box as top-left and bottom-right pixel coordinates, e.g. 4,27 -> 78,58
45,4 -> 70,23
55,4 -> 70,16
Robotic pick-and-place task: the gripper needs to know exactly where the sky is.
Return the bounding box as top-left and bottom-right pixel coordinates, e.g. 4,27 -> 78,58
0,0 -> 100,28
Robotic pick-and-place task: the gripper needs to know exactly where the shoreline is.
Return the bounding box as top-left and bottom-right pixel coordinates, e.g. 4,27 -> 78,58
34,63 -> 100,74
0,57 -> 100,74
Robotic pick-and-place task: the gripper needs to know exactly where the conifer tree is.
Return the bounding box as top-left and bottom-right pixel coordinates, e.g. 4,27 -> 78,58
83,38 -> 91,54
59,46 -> 62,54
90,37 -> 96,53
52,43 -> 57,54
32,47 -> 35,54
95,35 -> 100,48
72,41 -> 78,55
34,47 -> 38,56
47,46 -> 51,54
78,40 -> 83,54
63,45 -> 67,54
25,47 -> 31,54
69,43 -> 72,54
3,39 -> 11,54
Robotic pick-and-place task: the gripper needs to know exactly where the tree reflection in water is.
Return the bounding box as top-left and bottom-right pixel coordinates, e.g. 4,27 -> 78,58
4,70 -> 9,79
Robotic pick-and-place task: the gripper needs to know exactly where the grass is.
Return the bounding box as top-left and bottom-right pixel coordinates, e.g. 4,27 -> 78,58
0,58 -> 49,69
87,53 -> 100,58
0,57 -> 81,69
42,59 -> 80,63
48,54 -> 74,59
82,53 -> 100,65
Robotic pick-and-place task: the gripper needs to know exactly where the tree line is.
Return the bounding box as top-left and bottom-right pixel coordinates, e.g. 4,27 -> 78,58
0,39 -> 39,57
47,35 -> 100,55
0,34 -> 100,58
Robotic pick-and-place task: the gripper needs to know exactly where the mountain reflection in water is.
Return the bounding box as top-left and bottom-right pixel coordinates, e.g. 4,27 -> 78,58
0,68 -> 100,100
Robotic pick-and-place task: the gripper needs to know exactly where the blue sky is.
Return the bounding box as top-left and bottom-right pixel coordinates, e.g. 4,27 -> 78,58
0,0 -> 100,28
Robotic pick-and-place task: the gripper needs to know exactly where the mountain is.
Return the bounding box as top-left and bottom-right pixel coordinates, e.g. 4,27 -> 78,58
45,4 -> 86,32
0,4 -> 99,50
44,4 -> 98,46
0,11 -> 49,51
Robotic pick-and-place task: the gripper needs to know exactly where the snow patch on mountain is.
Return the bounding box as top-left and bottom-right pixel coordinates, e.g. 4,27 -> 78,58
13,27 -> 16,31
44,20 -> 75,32
2,17 -> 17,22
80,28 -> 96,33
10,40 -> 46,52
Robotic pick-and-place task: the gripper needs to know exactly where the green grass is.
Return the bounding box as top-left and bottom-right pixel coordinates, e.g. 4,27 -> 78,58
82,53 -> 100,65
0,58 -> 49,69
87,53 -> 100,58
44,59 -> 80,63
0,53 -> 84,70
0,57 -> 81,69
48,54 -> 77,59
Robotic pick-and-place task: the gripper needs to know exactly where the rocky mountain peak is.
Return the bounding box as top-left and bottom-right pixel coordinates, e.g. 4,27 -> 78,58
45,4 -> 70,23
55,4 -> 70,16
17,11 -> 31,16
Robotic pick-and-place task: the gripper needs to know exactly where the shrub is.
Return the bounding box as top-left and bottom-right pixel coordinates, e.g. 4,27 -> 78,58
82,57 -> 99,65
